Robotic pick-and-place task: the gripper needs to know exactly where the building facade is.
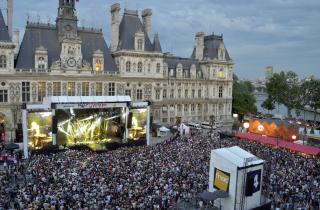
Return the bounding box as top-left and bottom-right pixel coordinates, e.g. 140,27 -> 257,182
0,0 -> 233,141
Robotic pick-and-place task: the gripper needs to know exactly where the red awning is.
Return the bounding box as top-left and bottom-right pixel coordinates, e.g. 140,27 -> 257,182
236,133 -> 320,156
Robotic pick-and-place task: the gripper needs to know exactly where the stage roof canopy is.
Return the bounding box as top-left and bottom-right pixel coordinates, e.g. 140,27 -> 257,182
43,96 -> 131,104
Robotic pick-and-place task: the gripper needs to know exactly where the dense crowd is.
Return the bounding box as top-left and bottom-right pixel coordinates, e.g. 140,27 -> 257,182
1,133 -> 320,209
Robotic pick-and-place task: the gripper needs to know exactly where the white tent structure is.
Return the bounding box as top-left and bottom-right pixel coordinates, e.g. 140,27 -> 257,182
157,126 -> 170,137
209,146 -> 265,210
180,123 -> 190,136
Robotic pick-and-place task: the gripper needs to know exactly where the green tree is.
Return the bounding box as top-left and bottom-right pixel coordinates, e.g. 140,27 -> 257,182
300,79 -> 320,122
261,97 -> 275,114
265,71 -> 300,116
232,75 -> 257,116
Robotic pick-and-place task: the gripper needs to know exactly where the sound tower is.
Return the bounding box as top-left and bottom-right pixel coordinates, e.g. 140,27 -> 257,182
52,116 -> 58,134
127,112 -> 133,129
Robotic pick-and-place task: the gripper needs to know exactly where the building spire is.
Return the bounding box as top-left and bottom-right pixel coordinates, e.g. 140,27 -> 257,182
56,0 -> 78,38
0,9 -> 10,41
153,33 -> 162,52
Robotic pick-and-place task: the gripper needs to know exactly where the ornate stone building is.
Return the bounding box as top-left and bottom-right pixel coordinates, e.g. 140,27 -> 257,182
0,0 -> 233,140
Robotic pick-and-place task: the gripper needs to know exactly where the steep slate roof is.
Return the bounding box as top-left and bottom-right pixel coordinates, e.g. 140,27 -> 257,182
153,34 -> 162,52
118,9 -> 154,51
78,29 -> 117,71
191,34 -> 231,61
165,57 -> 200,70
0,10 -> 10,41
16,23 -> 117,71
165,56 -> 202,78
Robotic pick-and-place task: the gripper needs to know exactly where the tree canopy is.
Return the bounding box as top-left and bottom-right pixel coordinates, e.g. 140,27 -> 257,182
265,71 -> 300,115
232,75 -> 257,115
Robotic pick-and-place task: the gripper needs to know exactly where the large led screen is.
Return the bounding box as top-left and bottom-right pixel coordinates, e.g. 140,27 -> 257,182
27,112 -> 52,150
56,108 -> 125,146
128,108 -> 148,140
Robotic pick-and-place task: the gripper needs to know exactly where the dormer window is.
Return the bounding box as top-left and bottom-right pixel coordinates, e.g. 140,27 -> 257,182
35,46 -> 48,72
38,57 -> 46,71
95,59 -> 102,72
170,69 -> 174,77
137,39 -> 143,50
183,70 -> 188,78
0,55 -> 7,68
135,31 -> 145,51
93,50 -> 104,73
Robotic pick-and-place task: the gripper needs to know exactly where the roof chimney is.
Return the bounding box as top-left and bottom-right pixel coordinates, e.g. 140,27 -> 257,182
142,9 -> 152,36
110,3 -> 120,52
7,0 -> 13,40
195,32 -> 204,60
13,29 -> 19,55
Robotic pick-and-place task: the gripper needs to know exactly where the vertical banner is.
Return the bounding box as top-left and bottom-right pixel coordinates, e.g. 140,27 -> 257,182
245,169 -> 261,196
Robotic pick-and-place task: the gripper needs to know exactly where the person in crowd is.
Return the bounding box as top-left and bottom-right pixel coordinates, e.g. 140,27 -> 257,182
0,133 -> 319,209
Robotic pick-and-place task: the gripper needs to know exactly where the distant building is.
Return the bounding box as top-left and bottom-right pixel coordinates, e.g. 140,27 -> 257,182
264,66 -> 273,81
0,0 -> 234,141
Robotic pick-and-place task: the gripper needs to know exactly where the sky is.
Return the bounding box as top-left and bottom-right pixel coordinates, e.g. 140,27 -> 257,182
2,0 -> 320,79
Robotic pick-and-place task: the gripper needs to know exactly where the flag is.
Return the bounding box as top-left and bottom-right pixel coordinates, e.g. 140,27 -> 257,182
245,169 -> 261,196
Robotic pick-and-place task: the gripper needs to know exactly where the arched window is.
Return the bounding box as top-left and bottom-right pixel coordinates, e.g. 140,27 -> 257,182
138,62 -> 143,72
156,63 -> 161,73
137,39 -> 143,50
126,61 -> 131,72
0,55 -> 7,68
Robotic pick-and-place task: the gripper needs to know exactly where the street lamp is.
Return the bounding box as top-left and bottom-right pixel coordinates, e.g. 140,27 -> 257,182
258,124 -> 264,138
258,124 -> 264,132
243,122 -> 250,133
292,135 -> 297,141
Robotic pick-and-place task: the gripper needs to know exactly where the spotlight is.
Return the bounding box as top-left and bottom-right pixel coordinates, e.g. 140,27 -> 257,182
243,122 -> 250,129
292,135 -> 297,140
258,124 -> 264,132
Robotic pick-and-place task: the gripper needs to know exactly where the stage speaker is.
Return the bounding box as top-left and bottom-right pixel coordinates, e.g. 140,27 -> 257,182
15,123 -> 23,143
52,116 -> 58,134
150,114 -> 153,125
127,112 -> 133,128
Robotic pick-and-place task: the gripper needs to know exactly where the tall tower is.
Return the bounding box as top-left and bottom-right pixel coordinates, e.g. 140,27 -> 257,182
56,0 -> 78,38
264,66 -> 273,81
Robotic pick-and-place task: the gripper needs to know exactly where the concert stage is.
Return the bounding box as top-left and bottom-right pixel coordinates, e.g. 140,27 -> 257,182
22,96 -> 150,158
